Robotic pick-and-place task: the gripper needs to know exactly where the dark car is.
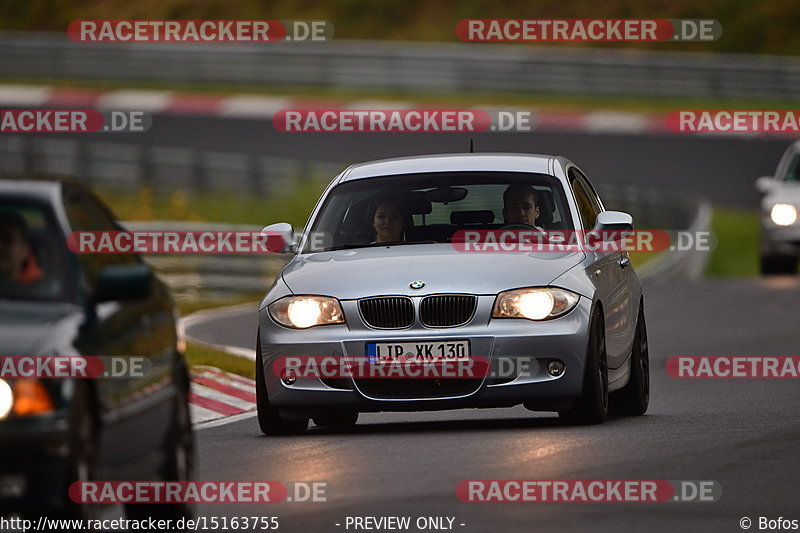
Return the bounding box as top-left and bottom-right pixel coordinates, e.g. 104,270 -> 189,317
0,179 -> 193,519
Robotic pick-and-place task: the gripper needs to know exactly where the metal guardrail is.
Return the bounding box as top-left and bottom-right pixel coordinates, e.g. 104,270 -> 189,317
1,32 -> 798,100
0,134 -> 342,195
600,184 -> 712,281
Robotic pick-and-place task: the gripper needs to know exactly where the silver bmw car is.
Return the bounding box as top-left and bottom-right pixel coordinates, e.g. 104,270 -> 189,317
256,153 -> 649,435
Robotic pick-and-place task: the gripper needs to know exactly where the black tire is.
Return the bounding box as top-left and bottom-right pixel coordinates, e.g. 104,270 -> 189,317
313,411 -> 359,427
760,254 -> 797,275
127,364 -> 195,521
559,309 -> 608,425
256,331 -> 309,436
62,382 -> 99,520
611,304 -> 650,416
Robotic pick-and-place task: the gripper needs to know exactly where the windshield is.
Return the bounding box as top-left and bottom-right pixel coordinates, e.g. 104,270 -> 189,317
782,154 -> 800,182
302,172 -> 574,253
0,201 -> 68,301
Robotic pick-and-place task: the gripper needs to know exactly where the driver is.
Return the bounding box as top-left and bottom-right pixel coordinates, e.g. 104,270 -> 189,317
502,184 -> 542,229
0,212 -> 44,283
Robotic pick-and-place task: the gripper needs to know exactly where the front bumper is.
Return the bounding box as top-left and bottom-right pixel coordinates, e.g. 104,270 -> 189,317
0,412 -> 70,513
761,218 -> 800,257
259,296 -> 591,414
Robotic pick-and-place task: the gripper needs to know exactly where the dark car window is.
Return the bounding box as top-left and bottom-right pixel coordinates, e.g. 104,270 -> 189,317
783,154 -> 800,182
569,168 -> 602,230
0,201 -> 68,301
64,189 -> 139,291
302,172 -> 574,252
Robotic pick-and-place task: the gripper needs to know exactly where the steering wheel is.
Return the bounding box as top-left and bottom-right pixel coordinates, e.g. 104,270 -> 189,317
496,223 -> 549,244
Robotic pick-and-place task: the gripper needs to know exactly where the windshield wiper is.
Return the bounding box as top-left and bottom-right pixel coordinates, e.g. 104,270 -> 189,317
317,240 -> 437,252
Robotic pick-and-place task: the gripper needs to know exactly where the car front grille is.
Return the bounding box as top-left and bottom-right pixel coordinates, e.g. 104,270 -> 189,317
359,297 -> 414,328
354,377 -> 483,400
419,295 -> 477,327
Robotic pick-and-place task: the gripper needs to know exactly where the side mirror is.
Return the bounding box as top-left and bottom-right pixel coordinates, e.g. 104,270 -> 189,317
261,222 -> 295,253
94,263 -> 153,302
755,176 -> 775,194
588,211 -> 634,243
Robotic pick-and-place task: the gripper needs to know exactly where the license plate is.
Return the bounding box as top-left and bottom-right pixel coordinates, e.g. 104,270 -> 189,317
365,341 -> 470,364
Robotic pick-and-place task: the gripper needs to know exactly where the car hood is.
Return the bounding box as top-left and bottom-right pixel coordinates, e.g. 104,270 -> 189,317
764,183 -> 800,208
281,244 -> 585,299
0,302 -> 77,354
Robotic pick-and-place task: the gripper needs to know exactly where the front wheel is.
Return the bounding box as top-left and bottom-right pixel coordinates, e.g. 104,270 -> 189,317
256,331 -> 309,436
610,304 -> 649,416
559,309 -> 608,425
127,364 -> 195,521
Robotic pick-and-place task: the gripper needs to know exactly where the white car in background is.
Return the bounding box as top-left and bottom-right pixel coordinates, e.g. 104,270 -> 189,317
756,140 -> 800,274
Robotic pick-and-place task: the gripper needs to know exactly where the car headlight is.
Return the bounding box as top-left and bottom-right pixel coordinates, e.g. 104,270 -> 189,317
770,203 -> 798,226
268,296 -> 345,329
492,287 -> 580,321
0,379 -> 12,420
0,378 -> 54,419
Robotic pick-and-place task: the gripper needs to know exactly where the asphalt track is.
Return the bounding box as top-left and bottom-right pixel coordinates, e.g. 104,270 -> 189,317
54,113 -> 793,530
153,116 -> 800,532
187,276 -> 800,533
45,113 -> 793,208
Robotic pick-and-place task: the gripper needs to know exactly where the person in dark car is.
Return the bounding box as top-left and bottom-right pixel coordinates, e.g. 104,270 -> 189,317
0,212 -> 43,284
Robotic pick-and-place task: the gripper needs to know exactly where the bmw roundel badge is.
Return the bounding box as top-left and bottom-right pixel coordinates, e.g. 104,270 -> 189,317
409,280 -> 425,289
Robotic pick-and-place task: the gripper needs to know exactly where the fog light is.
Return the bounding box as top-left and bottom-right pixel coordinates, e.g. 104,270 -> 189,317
282,376 -> 296,386
547,360 -> 565,377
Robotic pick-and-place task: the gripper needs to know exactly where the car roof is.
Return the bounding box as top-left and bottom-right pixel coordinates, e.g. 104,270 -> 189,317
339,153 -> 562,182
0,178 -> 64,202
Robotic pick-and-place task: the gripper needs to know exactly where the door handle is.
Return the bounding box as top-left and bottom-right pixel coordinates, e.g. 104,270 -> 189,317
619,255 -> 631,268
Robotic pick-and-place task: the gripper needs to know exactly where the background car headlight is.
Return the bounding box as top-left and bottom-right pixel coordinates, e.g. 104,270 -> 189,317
770,203 -> 798,226
0,379 -> 12,420
492,287 -> 580,321
268,296 -> 345,329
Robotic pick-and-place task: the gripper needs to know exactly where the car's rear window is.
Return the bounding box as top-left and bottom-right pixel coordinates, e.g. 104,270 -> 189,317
0,200 -> 68,301
302,172 -> 574,253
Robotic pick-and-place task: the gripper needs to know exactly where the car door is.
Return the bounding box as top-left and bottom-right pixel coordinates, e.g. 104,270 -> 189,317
568,168 -> 633,370
63,186 -> 176,474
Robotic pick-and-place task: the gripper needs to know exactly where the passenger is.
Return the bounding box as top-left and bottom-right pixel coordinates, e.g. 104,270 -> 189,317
0,212 -> 44,283
369,200 -> 405,243
502,184 -> 542,229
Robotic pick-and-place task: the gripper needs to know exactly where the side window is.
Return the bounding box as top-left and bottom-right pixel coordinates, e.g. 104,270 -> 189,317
569,169 -> 602,230
64,189 -> 138,289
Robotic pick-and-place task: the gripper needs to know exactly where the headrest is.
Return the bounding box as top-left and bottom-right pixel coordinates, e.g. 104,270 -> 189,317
406,191 -> 432,215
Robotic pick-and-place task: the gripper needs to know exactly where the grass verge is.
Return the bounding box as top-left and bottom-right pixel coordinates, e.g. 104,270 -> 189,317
705,208 -> 760,277
184,341 -> 255,380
